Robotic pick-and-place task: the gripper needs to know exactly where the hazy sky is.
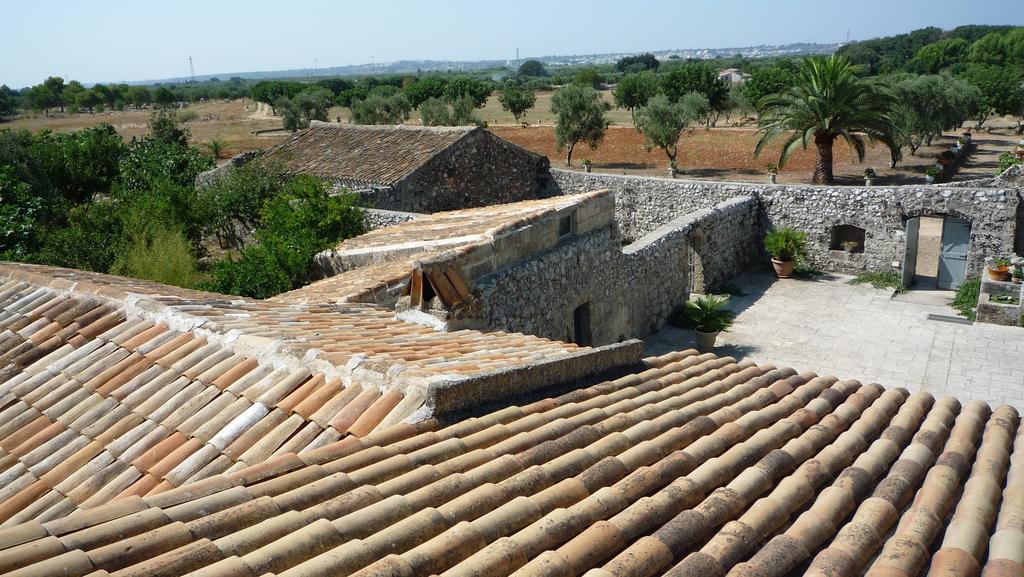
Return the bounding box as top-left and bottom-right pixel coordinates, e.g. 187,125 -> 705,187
2,0 -> 1021,87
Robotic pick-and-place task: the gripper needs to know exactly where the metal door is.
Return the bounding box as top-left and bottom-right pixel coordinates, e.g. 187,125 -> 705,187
937,218 -> 970,290
902,217 -> 920,289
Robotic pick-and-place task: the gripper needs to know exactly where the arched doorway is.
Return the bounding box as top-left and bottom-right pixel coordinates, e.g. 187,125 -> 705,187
903,215 -> 971,290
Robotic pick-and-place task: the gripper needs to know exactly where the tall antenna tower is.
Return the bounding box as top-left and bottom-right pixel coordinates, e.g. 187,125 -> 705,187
188,56 -> 196,83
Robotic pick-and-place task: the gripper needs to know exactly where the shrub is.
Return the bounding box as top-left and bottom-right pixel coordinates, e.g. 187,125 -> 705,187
204,175 -> 364,298
997,149 -> 1023,175
349,90 -> 412,125
952,276 -> 980,320
764,228 -> 807,262
111,223 -> 200,288
678,295 -> 737,332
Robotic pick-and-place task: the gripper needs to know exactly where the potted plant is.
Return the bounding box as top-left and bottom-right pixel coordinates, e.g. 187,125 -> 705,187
841,240 -> 859,253
683,294 -> 736,353
764,227 -> 807,278
925,166 -> 941,184
766,163 -> 778,184
582,158 -> 593,173
669,159 -> 678,179
989,257 -> 1012,281
863,168 -> 876,186
1013,267 -> 1022,285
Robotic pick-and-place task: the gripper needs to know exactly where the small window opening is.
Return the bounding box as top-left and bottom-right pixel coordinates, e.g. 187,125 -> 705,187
559,212 -> 575,239
829,225 -> 866,253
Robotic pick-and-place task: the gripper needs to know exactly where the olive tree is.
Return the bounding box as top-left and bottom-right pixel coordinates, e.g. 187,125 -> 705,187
634,94 -> 695,165
498,86 -> 536,124
550,84 -> 610,166
612,71 -> 659,121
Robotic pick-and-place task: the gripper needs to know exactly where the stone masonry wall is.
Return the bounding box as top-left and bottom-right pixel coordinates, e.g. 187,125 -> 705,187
361,208 -> 421,231
471,196 -> 761,345
548,169 -> 1019,277
390,130 -> 552,213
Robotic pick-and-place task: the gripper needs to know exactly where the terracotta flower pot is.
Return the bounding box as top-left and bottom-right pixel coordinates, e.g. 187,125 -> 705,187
772,259 -> 795,278
989,266 -> 1010,281
695,330 -> 719,353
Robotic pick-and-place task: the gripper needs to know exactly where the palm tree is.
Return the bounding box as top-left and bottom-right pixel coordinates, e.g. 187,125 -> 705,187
755,55 -> 900,184
203,140 -> 227,160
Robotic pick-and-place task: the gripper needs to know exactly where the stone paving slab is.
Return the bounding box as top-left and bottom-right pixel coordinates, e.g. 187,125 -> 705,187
644,272 -> 1024,410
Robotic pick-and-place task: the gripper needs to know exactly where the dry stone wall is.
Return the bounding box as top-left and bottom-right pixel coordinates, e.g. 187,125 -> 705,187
549,169 -> 1019,276
471,196 -> 761,345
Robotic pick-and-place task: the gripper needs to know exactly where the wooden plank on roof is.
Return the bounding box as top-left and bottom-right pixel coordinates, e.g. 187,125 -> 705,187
444,267 -> 473,302
425,268 -> 462,308
409,270 -> 423,307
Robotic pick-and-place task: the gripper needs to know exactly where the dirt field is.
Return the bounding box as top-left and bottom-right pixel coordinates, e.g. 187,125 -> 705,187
1,100 -> 287,159
491,122 -> 1020,185
4,97 -> 1017,183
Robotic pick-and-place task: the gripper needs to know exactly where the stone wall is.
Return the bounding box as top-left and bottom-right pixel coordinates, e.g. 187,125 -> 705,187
371,130 -> 552,213
361,207 -> 422,231
549,169 -> 1019,277
760,185 -> 1019,275
547,169 -> 759,239
470,196 -> 761,345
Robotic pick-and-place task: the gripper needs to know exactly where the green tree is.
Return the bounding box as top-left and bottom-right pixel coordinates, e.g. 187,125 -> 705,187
112,220 -> 200,288
889,75 -> 980,154
0,85 -> 17,117
62,81 -> 84,113
612,71 -> 659,120
967,31 -> 1010,65
153,86 -> 176,108
148,108 -> 190,146
741,63 -> 797,109
443,77 -> 492,108
960,64 -> 1024,130
913,38 -> 969,73
634,93 -> 694,164
615,53 -> 659,73
75,89 -> 101,114
755,55 -> 900,184
349,89 -> 412,124
679,91 -> 713,128
419,97 -> 481,126
498,86 -> 536,124
517,60 -> 549,77
27,84 -> 59,116
43,77 -> 66,112
205,175 -> 364,298
573,67 -> 603,88
250,80 -> 305,114
127,86 -> 151,109
403,76 -> 448,108
278,88 -> 332,131
550,84 -> 610,166
659,61 -> 728,110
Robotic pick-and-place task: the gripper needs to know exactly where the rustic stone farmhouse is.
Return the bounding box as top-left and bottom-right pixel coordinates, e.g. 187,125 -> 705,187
257,122 -> 551,212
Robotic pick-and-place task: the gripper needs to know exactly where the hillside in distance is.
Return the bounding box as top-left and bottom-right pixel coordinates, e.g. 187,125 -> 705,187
139,42 -> 841,84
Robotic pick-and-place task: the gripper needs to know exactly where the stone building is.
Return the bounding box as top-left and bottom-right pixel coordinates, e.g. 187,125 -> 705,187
258,122 -> 551,213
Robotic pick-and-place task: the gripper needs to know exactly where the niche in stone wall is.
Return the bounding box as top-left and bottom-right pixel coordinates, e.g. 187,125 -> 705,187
829,225 -> 866,253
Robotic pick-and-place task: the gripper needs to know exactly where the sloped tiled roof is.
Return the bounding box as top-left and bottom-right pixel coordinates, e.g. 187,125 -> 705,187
271,192 -> 607,305
0,263 -> 629,526
259,123 -> 476,187
0,348 -> 1018,577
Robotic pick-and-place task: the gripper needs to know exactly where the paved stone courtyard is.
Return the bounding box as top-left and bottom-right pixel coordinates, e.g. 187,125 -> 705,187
644,272 -> 1024,409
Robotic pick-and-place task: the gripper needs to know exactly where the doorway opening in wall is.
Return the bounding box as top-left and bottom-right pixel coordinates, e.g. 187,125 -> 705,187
573,303 -> 592,346
902,215 -> 971,293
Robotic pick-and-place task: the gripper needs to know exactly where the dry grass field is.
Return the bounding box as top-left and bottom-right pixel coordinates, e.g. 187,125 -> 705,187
4,97 -> 1016,184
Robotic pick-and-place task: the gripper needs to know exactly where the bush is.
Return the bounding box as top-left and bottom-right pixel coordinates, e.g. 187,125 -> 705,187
111,223 -> 200,288
997,149 -> 1024,175
953,276 -> 981,320
204,175 -> 364,298
764,228 -> 807,262
670,294 -> 736,332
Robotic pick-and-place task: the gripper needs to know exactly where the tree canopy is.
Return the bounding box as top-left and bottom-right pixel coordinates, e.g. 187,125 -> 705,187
550,84 -> 610,166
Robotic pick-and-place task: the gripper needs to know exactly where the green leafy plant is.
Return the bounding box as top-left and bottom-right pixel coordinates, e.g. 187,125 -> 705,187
991,257 -> 1011,268
952,276 -> 980,320
848,270 -> 906,293
763,228 -> 807,262
791,263 -> 823,278
765,163 -> 778,174
925,166 -> 941,178
863,167 -> 876,178
990,294 -> 1019,305
681,294 -> 736,333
